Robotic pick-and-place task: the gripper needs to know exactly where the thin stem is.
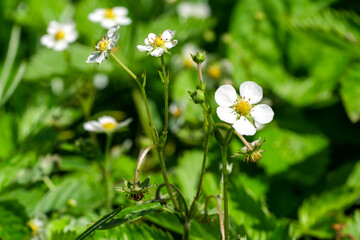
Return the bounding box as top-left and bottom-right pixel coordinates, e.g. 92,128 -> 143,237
221,128 -> 234,240
214,123 -> 253,150
204,195 -> 225,240
194,132 -> 209,202
104,133 -> 113,211
160,55 -> 169,134
110,53 -> 140,87
157,150 -> 180,210
197,63 -> 203,85
183,220 -> 191,240
155,183 -> 188,216
140,87 -> 158,142
42,176 -> 56,191
134,145 -> 156,186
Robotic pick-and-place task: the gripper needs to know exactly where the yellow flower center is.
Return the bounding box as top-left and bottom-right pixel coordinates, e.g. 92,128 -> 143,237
55,30 -> 65,40
98,37 -> 110,51
154,36 -> 165,47
172,106 -> 182,118
28,221 -> 38,234
102,122 -> 117,131
208,64 -> 221,79
104,8 -> 116,19
235,100 -> 251,115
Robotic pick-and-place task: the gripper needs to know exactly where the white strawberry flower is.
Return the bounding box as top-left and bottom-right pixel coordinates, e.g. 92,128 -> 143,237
84,116 -> 132,134
215,81 -> 274,136
40,21 -> 78,51
137,29 -> 178,57
86,25 -> 119,63
88,7 -> 131,29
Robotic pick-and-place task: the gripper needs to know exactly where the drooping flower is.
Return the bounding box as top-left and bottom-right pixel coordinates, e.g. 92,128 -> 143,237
177,2 -> 211,19
215,81 -> 274,136
83,116 -> 132,134
88,7 -> 131,29
137,29 -> 178,57
40,21 -> 78,51
86,25 -> 119,63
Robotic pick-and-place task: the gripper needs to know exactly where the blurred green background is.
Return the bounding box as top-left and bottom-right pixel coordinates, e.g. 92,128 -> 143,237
0,0 -> 360,239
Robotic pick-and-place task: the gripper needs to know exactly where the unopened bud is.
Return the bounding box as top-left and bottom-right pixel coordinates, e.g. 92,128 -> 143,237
191,51 -> 206,64
188,89 -> 205,104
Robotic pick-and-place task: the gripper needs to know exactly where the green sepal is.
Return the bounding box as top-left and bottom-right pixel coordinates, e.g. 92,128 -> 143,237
214,127 -> 224,146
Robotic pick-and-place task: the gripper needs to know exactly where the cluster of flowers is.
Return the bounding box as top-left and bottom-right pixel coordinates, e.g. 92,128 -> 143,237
40,4 -> 274,142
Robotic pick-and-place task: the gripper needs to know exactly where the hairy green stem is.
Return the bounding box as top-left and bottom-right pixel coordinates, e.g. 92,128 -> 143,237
194,132 -> 209,202
160,55 -> 169,134
110,53 -> 139,85
221,128 -> 234,240
157,150 -> 180,210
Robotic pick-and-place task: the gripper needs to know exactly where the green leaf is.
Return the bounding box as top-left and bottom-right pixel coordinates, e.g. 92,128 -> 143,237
344,210 -> 360,239
0,200 -> 31,239
346,160 -> 360,188
255,126 -> 329,175
298,187 -> 360,232
98,202 -> 163,229
175,150 -> 203,202
24,48 -> 67,80
0,152 -> 36,191
0,113 -> 16,158
340,64 -> 360,123
93,223 -> 173,240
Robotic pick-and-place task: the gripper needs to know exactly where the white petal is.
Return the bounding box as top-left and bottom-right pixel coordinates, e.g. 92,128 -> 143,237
84,121 -> 104,132
251,104 -> 274,124
216,107 -> 237,124
96,51 -> 108,63
99,116 -> 117,124
86,52 -> 101,63
215,84 -> 237,107
232,116 -> 256,136
47,21 -> 60,34
53,41 -> 68,51
240,81 -> 263,104
115,16 -> 132,25
62,21 -> 76,32
65,31 -> 78,43
161,29 -> 175,41
40,35 -> 55,48
150,48 -> 164,57
88,9 -> 105,22
137,45 -> 153,52
165,40 -> 178,49
147,33 -> 156,44
101,19 -> 117,29
106,25 -> 120,38
114,118 -> 133,130
112,7 -> 128,15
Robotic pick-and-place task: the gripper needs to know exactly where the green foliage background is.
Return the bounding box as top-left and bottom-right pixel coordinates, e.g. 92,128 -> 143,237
0,0 -> 360,239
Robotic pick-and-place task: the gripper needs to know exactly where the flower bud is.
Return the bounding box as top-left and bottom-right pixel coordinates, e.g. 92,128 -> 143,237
188,89 -> 205,104
191,51 -> 206,64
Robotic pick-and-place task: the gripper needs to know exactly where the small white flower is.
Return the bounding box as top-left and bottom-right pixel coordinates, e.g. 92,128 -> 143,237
84,116 -> 132,134
40,21 -> 78,51
86,25 -> 120,63
177,2 -> 211,19
137,29 -> 178,57
215,81 -> 274,136
88,7 -> 131,29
